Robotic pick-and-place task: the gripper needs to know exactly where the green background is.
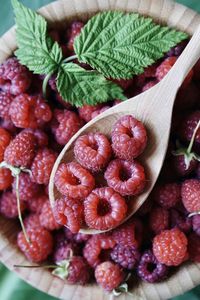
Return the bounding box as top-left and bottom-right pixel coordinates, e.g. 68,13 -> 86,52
0,0 -> 200,299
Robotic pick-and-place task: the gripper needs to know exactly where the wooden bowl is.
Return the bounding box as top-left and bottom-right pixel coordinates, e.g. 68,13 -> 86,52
0,0 -> 200,299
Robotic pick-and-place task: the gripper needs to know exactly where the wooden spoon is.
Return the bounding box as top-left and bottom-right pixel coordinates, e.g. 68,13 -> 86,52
49,26 -> 200,234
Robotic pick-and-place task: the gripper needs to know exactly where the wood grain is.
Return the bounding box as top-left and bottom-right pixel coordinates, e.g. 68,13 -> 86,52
0,0 -> 200,299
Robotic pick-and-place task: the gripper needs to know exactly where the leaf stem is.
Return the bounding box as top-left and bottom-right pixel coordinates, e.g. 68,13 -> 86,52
187,120 -> 200,153
42,73 -> 52,99
62,54 -> 78,63
14,264 -> 57,269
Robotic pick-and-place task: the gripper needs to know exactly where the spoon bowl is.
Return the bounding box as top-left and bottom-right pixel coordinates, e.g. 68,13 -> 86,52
49,25 -> 200,234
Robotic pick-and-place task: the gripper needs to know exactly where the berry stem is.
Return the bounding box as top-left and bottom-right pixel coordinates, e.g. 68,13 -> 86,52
14,264 -> 57,269
42,73 -> 52,99
187,119 -> 200,153
188,211 -> 200,217
62,54 -> 78,63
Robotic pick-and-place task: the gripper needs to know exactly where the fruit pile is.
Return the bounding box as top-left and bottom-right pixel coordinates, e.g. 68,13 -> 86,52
0,20 -> 199,295
54,115 -> 147,232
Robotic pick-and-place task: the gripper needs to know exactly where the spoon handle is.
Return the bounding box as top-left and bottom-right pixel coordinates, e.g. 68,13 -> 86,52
163,25 -> 200,89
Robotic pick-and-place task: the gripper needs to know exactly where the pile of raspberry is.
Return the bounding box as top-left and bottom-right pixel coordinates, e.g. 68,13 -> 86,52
0,21 -> 200,294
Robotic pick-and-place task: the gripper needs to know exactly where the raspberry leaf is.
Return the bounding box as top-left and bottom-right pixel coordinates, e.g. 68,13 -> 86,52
74,11 -> 188,79
12,0 -> 63,75
57,63 -> 126,106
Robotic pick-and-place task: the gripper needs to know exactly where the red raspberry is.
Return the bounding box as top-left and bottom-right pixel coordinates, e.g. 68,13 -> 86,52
149,206 -> 169,234
0,128 -> 11,162
39,201 -> 61,231
112,78 -> 134,90
153,183 -> 181,209
192,215 -> 200,236
31,148 -> 57,184
51,109 -> 83,145
0,168 -> 13,190
0,91 -> 13,120
83,234 -> 116,268
179,111 -> 200,147
167,40 -> 188,57
188,233 -> 200,262
53,241 -> 80,263
55,93 -> 73,110
74,133 -> 112,172
66,256 -> 91,285
171,154 -> 198,177
24,214 -> 42,230
67,21 -> 84,51
84,187 -> 127,230
181,179 -> 200,213
24,129 -> 48,147
142,80 -> 157,92
27,194 -> 48,214
170,209 -> 192,233
64,228 -> 90,243
111,115 -> 147,161
49,29 -> 61,43
0,191 -> 26,218
153,228 -> 188,266
4,131 -> 36,167
78,104 -> 103,122
105,159 -> 146,196
9,94 -> 52,129
0,57 -> 31,95
17,228 -> 53,263
175,83 -> 200,111
0,118 -> 17,134
137,250 -> 168,283
95,261 -> 124,292
12,173 -> 41,201
111,244 -> 140,270
91,105 -> 110,119
112,218 -> 142,248
53,197 -> 84,233
54,162 -> 95,200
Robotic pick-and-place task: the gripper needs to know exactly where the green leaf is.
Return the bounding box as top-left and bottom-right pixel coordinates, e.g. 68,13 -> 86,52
74,11 -> 188,79
57,63 -> 126,107
12,0 -> 63,75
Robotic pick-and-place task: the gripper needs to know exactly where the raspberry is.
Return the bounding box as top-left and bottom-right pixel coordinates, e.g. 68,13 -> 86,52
64,228 -> 90,243
4,131 -> 36,167
27,194 -> 48,214
54,162 -> 95,200
49,29 -> 61,43
112,78 -> 134,90
12,173 -> 41,201
111,244 -> 141,270
39,201 -> 61,231
0,57 -> 31,95
9,94 -> 52,129
171,154 -> 198,177
153,228 -> 188,266
91,106 -> 110,119
197,163 -> 200,179
0,91 -> 13,120
95,261 -> 124,292
105,159 -> 146,196
175,83 -> 199,111
78,104 -> 103,122
55,93 -> 73,110
84,187 -> 127,230
53,197 -> 84,233
24,214 -> 42,230
53,241 -> 80,263
181,179 -> 200,213
153,183 -> 181,209
74,133 -> 112,172
67,21 -> 84,51
188,233 -> 200,262
112,218 -> 142,248
17,228 -> 53,263
66,256 -> 91,285
194,58 -> 200,81
0,128 -> 11,162
192,215 -> 200,236
24,129 -> 48,147
111,115 -> 147,161
149,206 -> 169,234
51,109 -> 83,145
170,209 -> 192,233
0,191 -> 26,218
0,118 -> 17,134
142,80 -> 157,92
83,234 -> 116,268
137,250 -> 168,283
179,111 -> 200,147
31,148 -> 57,184
136,198 -> 153,216
166,40 -> 188,57
0,168 -> 13,190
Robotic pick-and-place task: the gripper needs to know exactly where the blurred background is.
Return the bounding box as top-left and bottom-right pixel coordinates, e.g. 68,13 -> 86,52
0,0 -> 200,299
